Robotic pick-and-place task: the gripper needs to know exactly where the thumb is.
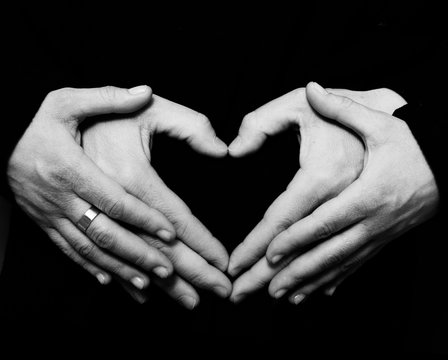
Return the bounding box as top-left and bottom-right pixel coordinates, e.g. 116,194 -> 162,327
228,89 -> 306,157
47,85 -> 153,123
305,82 -> 380,139
150,95 -> 228,158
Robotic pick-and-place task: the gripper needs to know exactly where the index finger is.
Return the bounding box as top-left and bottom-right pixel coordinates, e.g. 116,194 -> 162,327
228,169 -> 328,276
135,165 -> 230,271
68,146 -> 176,241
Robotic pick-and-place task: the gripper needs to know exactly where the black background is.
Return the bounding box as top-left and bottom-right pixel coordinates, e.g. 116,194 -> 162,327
1,1 -> 446,354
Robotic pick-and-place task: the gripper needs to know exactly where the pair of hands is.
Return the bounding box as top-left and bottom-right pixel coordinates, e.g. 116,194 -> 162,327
7,82 -> 439,308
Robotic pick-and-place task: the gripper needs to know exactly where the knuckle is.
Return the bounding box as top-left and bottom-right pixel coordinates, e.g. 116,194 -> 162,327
107,262 -> 126,276
134,251 -> 150,268
99,86 -> 118,104
307,170 -> 334,189
88,224 -> 115,250
338,95 -> 355,110
103,197 -> 125,219
173,217 -> 192,240
341,256 -> 361,274
266,215 -> 294,235
48,163 -> 80,189
292,87 -> 306,103
44,88 -> 76,112
242,111 -> 258,129
148,239 -> 172,256
275,270 -> 303,290
314,220 -> 334,240
188,269 -> 212,287
194,112 -> 211,129
263,207 -> 295,234
117,166 -> 139,186
321,251 -> 345,271
77,242 -> 96,259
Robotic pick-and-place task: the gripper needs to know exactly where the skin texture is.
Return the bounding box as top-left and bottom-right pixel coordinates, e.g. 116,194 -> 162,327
227,83 -> 437,304
82,94 -> 232,308
7,86 -> 231,308
7,82 -> 438,309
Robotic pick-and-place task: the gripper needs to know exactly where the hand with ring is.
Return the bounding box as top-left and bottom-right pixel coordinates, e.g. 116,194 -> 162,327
81,93 -> 232,308
7,86 -> 180,293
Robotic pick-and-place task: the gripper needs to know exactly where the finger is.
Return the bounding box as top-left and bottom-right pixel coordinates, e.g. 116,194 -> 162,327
153,275 -> 200,310
306,82 -> 382,140
269,223 -> 370,298
118,279 -> 149,304
149,95 -> 227,157
266,180 -> 366,264
47,228 -> 112,285
71,150 -> 176,241
228,88 -> 305,157
44,85 -> 152,122
288,243 -> 384,304
140,233 -> 232,298
133,166 -> 229,271
56,219 -> 151,290
228,169 -> 325,276
230,255 -> 294,304
67,198 -> 174,278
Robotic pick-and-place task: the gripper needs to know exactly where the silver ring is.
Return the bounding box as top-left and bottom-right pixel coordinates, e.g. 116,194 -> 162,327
77,206 -> 101,233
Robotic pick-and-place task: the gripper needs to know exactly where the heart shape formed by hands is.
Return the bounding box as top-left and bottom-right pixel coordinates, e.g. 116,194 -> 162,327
82,83 -> 409,308
9,81 -> 430,311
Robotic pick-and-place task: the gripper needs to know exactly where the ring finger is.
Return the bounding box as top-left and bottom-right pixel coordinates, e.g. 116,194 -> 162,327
56,218 -> 152,289
65,198 -> 174,278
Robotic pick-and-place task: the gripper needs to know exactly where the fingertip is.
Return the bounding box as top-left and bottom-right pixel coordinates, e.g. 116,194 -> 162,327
268,253 -> 284,266
216,255 -> 230,273
289,293 -> 306,305
230,292 -> 247,304
306,81 -> 327,95
157,229 -> 176,242
227,258 -> 240,277
228,136 -> 243,157
324,286 -> 337,297
228,136 -> 263,157
96,272 -> 111,285
209,241 -> 230,272
128,85 -> 152,96
153,265 -> 172,279
213,136 -> 229,157
179,295 -> 199,310
213,284 -> 232,299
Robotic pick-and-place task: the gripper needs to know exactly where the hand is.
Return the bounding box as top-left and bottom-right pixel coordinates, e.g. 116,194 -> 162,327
7,86 -> 177,290
227,84 -> 408,303
265,82 -> 439,304
82,94 -> 232,309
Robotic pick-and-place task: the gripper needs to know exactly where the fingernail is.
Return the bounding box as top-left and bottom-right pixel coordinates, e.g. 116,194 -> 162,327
213,136 -> 229,154
131,276 -> 146,290
228,137 -> 242,154
157,229 -> 174,242
293,293 -> 306,305
180,295 -> 197,310
271,254 -> 283,265
311,82 -> 327,95
274,288 -> 287,299
231,293 -> 247,304
134,294 -> 148,305
214,285 -> 230,298
96,273 -> 110,285
128,85 -> 148,95
153,266 -> 170,279
228,262 -> 239,277
325,286 -> 337,297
